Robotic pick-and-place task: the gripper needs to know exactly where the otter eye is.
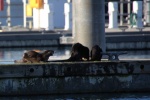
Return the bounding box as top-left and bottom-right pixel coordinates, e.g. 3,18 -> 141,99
47,51 -> 52,54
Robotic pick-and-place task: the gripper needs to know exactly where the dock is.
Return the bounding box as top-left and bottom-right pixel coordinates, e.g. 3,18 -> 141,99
0,0 -> 149,97
0,27 -> 150,50
0,27 -> 149,96
0,60 -> 150,96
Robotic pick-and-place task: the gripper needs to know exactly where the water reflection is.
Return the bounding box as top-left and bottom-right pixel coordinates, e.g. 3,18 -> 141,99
119,50 -> 150,60
0,47 -> 149,64
0,47 -> 71,64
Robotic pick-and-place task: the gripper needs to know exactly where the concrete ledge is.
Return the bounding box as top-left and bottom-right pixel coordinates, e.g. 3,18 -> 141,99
0,60 -> 150,95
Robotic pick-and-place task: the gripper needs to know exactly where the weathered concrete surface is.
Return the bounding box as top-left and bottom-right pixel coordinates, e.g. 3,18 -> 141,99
0,61 -> 150,95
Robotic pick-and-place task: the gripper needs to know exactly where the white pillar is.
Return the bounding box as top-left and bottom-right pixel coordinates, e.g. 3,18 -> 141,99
132,1 -> 143,28
145,0 -> 150,25
33,0 -> 54,30
22,0 -> 27,27
120,0 -> 123,26
33,8 -> 40,29
6,0 -> 11,27
108,2 -> 118,28
40,3 -> 54,30
127,0 -> 131,24
73,0 -> 105,51
64,2 -> 72,30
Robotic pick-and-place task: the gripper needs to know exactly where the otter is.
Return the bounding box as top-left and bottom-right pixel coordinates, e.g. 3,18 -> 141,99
90,45 -> 102,61
22,53 -> 40,63
24,50 -> 54,62
69,43 -> 89,61
50,43 -> 89,62
14,50 -> 54,63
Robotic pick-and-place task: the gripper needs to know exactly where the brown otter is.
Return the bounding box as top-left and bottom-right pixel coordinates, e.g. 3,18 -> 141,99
14,50 -> 54,63
69,43 -> 89,61
41,50 -> 54,62
90,45 -> 102,61
50,43 -> 89,62
22,53 -> 40,63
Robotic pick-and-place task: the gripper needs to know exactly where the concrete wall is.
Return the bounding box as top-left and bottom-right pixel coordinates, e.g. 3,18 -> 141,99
0,61 -> 150,95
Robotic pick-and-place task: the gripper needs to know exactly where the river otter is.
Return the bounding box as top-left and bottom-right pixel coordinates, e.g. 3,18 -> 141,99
14,50 -> 54,63
90,45 -> 102,61
69,43 -> 89,61
59,42 -> 89,61
49,43 -> 89,62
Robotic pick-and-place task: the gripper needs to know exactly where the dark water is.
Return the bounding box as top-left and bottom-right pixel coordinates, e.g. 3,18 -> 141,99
0,93 -> 150,100
0,47 -> 150,99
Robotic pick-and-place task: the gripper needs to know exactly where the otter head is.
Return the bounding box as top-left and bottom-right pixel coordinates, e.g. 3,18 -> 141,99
44,50 -> 54,56
42,50 -> 54,61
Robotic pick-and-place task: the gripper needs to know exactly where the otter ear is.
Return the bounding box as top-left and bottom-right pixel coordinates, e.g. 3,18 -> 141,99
51,50 -> 54,54
49,50 -> 54,54
23,53 -> 28,58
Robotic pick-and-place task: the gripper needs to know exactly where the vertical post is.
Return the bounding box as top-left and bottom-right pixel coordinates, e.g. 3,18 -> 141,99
127,0 -> 131,24
108,2 -> 118,28
33,8 -> 40,29
146,0 -> 150,25
120,0 -> 123,26
38,9 -> 40,29
132,1 -> 143,28
40,1 -> 54,30
73,0 -> 106,51
6,0 -> 11,27
72,0 -> 76,38
23,0 -> 26,27
64,1 -> 72,30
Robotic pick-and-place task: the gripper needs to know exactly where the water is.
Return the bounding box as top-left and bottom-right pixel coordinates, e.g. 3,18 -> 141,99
0,46 -> 71,64
0,47 -> 149,64
0,47 -> 150,99
0,93 -> 150,100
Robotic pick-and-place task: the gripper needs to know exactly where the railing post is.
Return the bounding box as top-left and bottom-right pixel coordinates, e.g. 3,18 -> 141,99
132,1 -> 143,28
108,2 -> 118,28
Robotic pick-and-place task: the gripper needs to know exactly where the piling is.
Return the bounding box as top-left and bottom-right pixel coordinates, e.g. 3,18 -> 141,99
73,0 -> 106,51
